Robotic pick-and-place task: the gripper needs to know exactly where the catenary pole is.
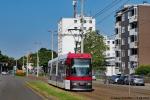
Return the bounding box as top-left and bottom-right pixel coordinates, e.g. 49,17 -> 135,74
81,0 -> 84,53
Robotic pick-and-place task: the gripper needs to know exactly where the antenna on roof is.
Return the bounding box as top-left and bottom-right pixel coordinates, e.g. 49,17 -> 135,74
73,0 -> 77,18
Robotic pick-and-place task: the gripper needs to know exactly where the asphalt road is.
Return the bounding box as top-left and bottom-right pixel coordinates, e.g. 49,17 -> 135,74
0,75 -> 43,100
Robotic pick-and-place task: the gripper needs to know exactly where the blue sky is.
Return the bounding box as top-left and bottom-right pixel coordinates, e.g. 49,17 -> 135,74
0,0 -> 146,59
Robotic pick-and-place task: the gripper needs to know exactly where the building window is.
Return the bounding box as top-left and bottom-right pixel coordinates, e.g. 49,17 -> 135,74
89,20 -> 92,23
107,53 -> 110,57
122,62 -> 125,68
122,14 -> 125,21
107,41 -> 110,44
122,50 -> 125,57
122,39 -> 125,45
116,51 -> 120,57
116,63 -> 121,67
89,27 -> 92,31
115,39 -> 121,45
130,35 -> 137,42
112,41 -> 115,44
74,27 -> 78,30
74,20 -> 77,23
84,20 -> 87,23
116,16 -> 121,22
115,28 -> 118,34
130,9 -> 135,16
130,48 -> 137,55
122,27 -> 125,33
130,22 -> 137,29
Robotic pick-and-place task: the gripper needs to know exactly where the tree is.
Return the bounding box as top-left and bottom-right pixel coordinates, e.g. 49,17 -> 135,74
135,65 -> 150,76
18,48 -> 57,73
0,52 -> 15,70
84,31 -> 107,70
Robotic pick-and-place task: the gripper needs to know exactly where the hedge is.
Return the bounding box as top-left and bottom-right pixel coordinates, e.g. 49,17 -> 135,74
135,65 -> 150,76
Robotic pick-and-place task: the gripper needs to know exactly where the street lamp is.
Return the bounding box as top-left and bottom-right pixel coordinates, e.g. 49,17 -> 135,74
26,53 -> 29,77
35,42 -> 41,77
48,30 -> 57,76
48,30 -> 57,60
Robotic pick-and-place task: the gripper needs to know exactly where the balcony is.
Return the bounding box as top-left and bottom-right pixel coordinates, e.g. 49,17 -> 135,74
115,57 -> 121,62
129,28 -> 138,35
115,21 -> 121,28
129,41 -> 138,48
129,55 -> 138,62
115,45 -> 121,50
129,15 -> 137,23
115,34 -> 121,39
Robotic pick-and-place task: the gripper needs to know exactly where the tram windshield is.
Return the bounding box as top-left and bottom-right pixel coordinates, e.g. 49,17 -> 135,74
71,59 -> 91,76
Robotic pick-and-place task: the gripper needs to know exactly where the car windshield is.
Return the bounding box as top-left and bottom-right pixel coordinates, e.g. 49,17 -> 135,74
112,75 -> 120,79
134,75 -> 143,78
71,59 -> 91,76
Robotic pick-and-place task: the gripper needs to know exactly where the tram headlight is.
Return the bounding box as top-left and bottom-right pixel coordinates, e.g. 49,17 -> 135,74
87,83 -> 92,85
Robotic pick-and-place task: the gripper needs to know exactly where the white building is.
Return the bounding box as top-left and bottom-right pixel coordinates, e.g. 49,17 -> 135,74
58,15 -> 95,56
104,36 -> 119,76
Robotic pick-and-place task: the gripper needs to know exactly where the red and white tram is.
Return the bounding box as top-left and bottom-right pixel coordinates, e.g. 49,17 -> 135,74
48,53 -> 92,91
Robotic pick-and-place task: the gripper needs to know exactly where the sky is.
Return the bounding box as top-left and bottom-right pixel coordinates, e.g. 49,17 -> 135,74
0,0 -> 147,59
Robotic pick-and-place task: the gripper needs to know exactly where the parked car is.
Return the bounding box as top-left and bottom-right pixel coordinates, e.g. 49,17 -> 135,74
117,75 -> 127,85
92,75 -> 96,80
108,75 -> 121,84
1,71 -> 8,75
125,75 -> 145,86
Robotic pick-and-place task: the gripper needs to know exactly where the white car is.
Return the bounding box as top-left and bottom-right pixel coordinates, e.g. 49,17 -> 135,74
1,71 -> 7,75
92,75 -> 96,80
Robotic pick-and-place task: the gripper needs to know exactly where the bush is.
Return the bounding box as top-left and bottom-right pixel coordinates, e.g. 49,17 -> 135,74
135,65 -> 150,76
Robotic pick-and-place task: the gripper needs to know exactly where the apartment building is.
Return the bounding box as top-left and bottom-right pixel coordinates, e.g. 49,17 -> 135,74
58,16 -> 95,55
104,36 -> 119,76
115,3 -> 150,74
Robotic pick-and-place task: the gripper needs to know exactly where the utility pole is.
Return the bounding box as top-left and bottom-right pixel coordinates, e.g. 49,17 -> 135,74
16,59 -> 17,69
37,49 -> 39,77
73,0 -> 77,18
81,0 -> 84,53
48,30 -> 58,76
48,30 -> 54,76
26,54 -> 29,76
48,30 -> 55,61
34,42 -> 41,77
23,56 -> 25,68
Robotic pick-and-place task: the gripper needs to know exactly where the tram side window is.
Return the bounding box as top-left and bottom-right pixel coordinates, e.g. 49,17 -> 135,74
66,66 -> 70,76
58,61 -> 66,77
52,63 -> 56,75
48,63 -> 52,73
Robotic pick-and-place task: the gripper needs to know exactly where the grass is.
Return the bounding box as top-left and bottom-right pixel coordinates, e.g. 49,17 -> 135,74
26,81 -> 85,100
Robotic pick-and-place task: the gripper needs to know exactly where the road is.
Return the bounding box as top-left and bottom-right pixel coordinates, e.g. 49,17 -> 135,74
0,75 -> 43,100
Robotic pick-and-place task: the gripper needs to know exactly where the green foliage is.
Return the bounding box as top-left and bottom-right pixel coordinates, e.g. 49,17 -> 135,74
0,52 -> 15,69
84,31 -> 107,70
135,65 -> 150,76
18,48 -> 57,72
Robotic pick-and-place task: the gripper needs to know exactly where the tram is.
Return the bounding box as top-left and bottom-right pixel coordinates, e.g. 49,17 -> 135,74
48,53 -> 92,91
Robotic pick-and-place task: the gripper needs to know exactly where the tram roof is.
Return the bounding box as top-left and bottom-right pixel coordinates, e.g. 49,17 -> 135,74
48,53 -> 91,63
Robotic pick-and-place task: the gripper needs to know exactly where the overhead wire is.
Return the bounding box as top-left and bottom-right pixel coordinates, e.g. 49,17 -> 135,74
96,0 -> 131,25
93,0 -> 123,18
